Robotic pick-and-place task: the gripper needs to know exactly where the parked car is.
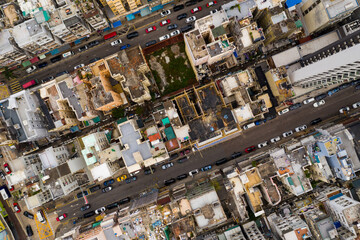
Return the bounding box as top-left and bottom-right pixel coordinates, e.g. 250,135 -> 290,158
185,0 -> 197,6
243,122 -> 255,130
127,31 -> 139,39
303,98 -> 315,104
339,82 -> 351,90
95,207 -> 106,214
180,149 -> 191,155
181,25 -> 193,33
353,102 -> 360,108
78,45 -> 88,52
103,179 -> 115,186
42,76 -> 54,83
339,106 -> 350,113
102,186 -> 113,192
4,163 -> 11,174
282,130 -> 293,137
295,125 -> 307,132
206,1 -> 217,7
26,225 -> 33,237
89,185 -> 101,193
270,136 -> 281,143
56,213 -> 67,221
177,13 -> 188,20
255,119 -> 266,125
0,170 -> 5,180
89,57 -> 101,63
13,203 -> 21,213
164,178 -> 176,186
310,118 -> 322,125
170,153 -> 179,160
189,169 -> 199,177
74,63 -> 85,70
144,168 -> 155,175
289,103 -> 302,111
277,108 -> 289,115
83,211 -> 95,218
106,202 -> 118,210
258,141 -> 268,148
162,162 -> 174,170
313,100 -> 325,107
145,40 -> 157,47
245,146 -> 256,153
167,24 -> 178,30
50,55 -> 62,63
210,9 -> 218,14
173,4 -> 184,11
191,7 -> 202,13
185,16 -> 196,23
177,174 -> 188,180
231,152 -> 242,159
9,185 -> 14,191
355,83 -> 360,90
170,30 -> 180,37
120,44 -> 131,50
56,71 -> 68,77
160,10 -> 171,17
314,93 -> 327,101
160,19 -> 171,27
177,157 -> 188,163
38,62 -> 48,68
118,197 -> 130,205
215,158 -> 229,165
76,191 -> 88,198
145,26 -> 157,33
26,66 -> 37,74
200,165 -> 212,171
125,176 -> 137,184
111,39 -> 122,46
23,211 -> 34,219
88,41 -> 100,47
80,204 -> 91,211
159,34 -> 170,41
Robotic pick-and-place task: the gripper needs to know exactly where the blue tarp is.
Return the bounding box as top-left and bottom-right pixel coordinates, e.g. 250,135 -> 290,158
151,4 -> 163,12
126,14 -> 135,21
103,26 -> 112,32
70,125 -> 80,133
112,20 -> 122,28
133,10 -> 141,15
233,51 -> 238,58
140,7 -> 151,16
286,0 -> 302,7
50,48 -> 60,55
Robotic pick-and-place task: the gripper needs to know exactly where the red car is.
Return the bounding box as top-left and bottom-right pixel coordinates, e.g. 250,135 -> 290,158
9,186 -> 14,191
245,146 -> 256,153
160,19 -> 171,26
145,26 -> 157,33
191,7 -> 202,13
56,213 -> 67,221
13,203 -> 21,213
206,1 -> 217,7
4,163 -> 11,174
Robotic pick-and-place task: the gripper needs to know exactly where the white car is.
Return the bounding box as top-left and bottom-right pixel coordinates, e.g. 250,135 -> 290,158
111,39 -> 122,46
160,10 -> 171,17
277,108 -> 289,115
95,207 -> 106,214
313,100 -> 325,108
189,169 -> 199,177
185,16 -> 196,23
303,98 -> 315,104
159,34 -> 170,41
339,106 -> 350,113
352,102 -> 360,109
258,141 -> 268,148
282,130 -> 293,138
295,125 -> 307,132
26,66 -> 37,74
210,9 -> 218,14
170,30 -> 180,37
270,136 -> 281,143
74,64 -> 85,70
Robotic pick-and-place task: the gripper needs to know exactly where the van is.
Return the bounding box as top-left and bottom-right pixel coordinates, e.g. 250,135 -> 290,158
242,122 -> 255,130
62,51 -> 74,58
37,210 -> 46,224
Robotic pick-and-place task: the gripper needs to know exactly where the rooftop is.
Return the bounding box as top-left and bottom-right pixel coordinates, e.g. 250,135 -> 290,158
222,0 -> 256,20
57,80 -> 84,119
185,30 -> 208,60
175,94 -> 197,123
323,0 -> 359,19
196,83 -> 223,114
0,30 -> 14,56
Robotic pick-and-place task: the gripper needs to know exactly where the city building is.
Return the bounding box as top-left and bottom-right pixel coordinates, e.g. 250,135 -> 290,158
218,225 -> 247,240
81,132 -> 110,166
265,67 -> 294,103
77,0 -> 109,31
145,125 -> 169,163
102,0 -> 143,20
303,208 -> 337,240
39,146 -> 69,169
47,9 -> 80,43
0,29 -> 27,67
242,221 -> 266,240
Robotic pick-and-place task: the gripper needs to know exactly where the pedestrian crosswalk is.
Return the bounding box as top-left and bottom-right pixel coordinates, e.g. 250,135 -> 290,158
8,79 -> 22,94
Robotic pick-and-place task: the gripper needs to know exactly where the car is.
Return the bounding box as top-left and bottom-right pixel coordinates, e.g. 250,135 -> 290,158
191,7 -> 202,13
180,149 -> 191,155
167,24 -> 178,30
4,163 -> 11,174
50,56 -> 62,63
38,62 -> 48,68
160,10 -> 171,17
353,102 -> 360,109
270,136 -> 281,143
231,152 -> 242,159
314,93 -> 327,101
255,119 -> 266,125
125,176 -> 137,184
310,118 -> 322,125
23,211 -> 34,219
162,162 -> 174,170
56,71 -> 69,77
89,57 -> 101,63
116,175 -> 128,183
88,41 -> 100,47
189,169 -> 199,177
206,1 -> 217,7
282,130 -> 293,137
127,31 -> 139,39
76,191 -> 89,198
258,141 -> 268,148
26,225 -> 33,237
80,204 -> 91,211
56,213 -> 67,221
295,125 -> 307,132
89,185 -> 101,193
339,106 -> 350,113
177,13 -> 188,20
144,168 -> 155,175
42,76 -> 54,83
103,179 -> 115,186
277,108 -> 289,115
164,178 -> 176,186
181,25 -> 193,33
95,207 -> 106,214
170,153 -> 179,160
170,30 -> 181,37
111,39 -> 122,46
177,157 -> 188,163
13,203 -> 20,213
173,4 -> 184,11
339,82 -> 351,90
121,44 -> 131,51
74,64 -> 85,70
118,197 -> 130,205
327,87 -> 340,96
245,146 -> 256,153
185,0 -> 197,6
145,40 -> 157,47
62,51 -> 74,58
106,202 -> 118,210
200,165 -> 212,171
78,45 -> 88,52
0,170 -> 5,180
303,98 -> 315,104
313,100 -> 325,107
243,122 -> 255,130
9,186 -> 14,191
185,16 -> 196,23
102,186 -> 112,192
266,114 -> 277,121
289,103 -> 302,111
26,66 -> 37,74
177,174 -> 188,180
145,26 -> 157,33
160,19 -> 171,26
159,34 -> 170,41
215,158 -> 229,165
210,9 -> 218,14
83,211 -> 95,218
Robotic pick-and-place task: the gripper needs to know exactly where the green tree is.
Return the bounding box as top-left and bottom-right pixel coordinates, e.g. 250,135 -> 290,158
135,105 -> 145,116
2,67 -> 15,80
111,107 -> 125,119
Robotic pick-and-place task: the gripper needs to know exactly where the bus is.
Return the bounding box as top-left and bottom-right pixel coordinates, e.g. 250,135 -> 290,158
103,31 -> 117,40
22,79 -> 37,89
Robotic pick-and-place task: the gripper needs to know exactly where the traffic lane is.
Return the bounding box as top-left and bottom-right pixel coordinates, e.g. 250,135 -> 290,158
0,199 -> 27,240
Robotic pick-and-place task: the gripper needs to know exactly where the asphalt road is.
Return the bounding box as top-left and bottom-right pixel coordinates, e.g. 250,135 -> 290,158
55,86 -> 360,226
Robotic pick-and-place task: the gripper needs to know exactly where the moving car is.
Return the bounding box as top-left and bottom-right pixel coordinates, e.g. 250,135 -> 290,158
303,98 -> 315,104
111,39 -> 122,46
159,34 -> 170,41
103,179 -> 115,186
23,211 -> 34,219
295,125 -> 307,132
80,204 -> 91,211
95,207 -> 106,214
26,66 -> 37,74
177,13 -> 188,20
4,163 -> 11,174
102,186 -> 112,192
270,136 -> 281,143
170,30 -> 180,37
74,64 -> 85,70
310,118 -> 322,125
127,31 -> 139,39
191,7 -> 202,13
145,26 -> 157,33
189,169 -> 199,177
164,178 -> 176,186
56,213 -> 67,221
160,10 -> 171,17
206,1 -> 217,7
245,146 -> 256,153
177,174 -> 188,180
313,100 -> 325,107
200,165 -> 212,171
13,203 -> 21,213
160,19 -> 171,26
339,106 -> 350,113
258,141 -> 268,148
173,4 -> 184,11
162,162 -> 174,170
185,16 -> 196,23
125,176 -> 137,184
167,24 -> 178,30
277,108 -> 289,115
282,130 -> 293,137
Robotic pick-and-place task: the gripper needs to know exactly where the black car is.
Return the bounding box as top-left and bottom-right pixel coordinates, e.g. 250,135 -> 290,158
177,157 -> 188,163
80,204 -> 91,211
173,4 -> 184,11
56,71 -> 69,77
310,118 -> 322,125
144,168 -> 155,175
0,170 -> 5,180
50,56 -> 62,63
177,174 -> 188,180
127,31 -> 139,39
26,225 -> 33,237
181,25 -> 193,33
42,76 -> 54,83
177,13 -> 188,20
170,153 -> 179,160
185,0 -> 197,6
266,114 -> 277,121
83,211 -> 95,218
106,202 -> 118,210
118,197 -> 130,205
164,178 -> 176,186
89,185 -> 101,193
315,93 -> 327,101
215,158 -> 229,166
78,45 -> 88,52
89,57 -> 101,63
88,41 -> 100,47
167,24 -> 178,30
339,82 -> 351,90
145,40 -> 157,47
289,102 -> 302,111
77,191 -> 88,198
23,211 -> 34,219
38,62 -> 48,68
231,152 -> 242,159
356,83 -> 360,90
